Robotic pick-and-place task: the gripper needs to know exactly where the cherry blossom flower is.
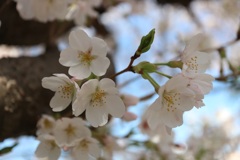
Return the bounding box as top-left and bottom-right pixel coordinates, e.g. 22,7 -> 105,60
181,34 -> 211,75
53,117 -> 91,147
15,0 -> 69,22
146,75 -> 196,128
66,0 -> 102,25
71,136 -> 101,159
42,74 -> 79,112
59,29 -> 110,79
36,115 -> 56,136
35,134 -> 61,160
73,78 -> 125,127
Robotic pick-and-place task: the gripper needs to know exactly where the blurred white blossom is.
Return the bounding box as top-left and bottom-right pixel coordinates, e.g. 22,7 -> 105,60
71,136 -> 101,159
66,0 -> 102,25
53,117 -> 91,148
35,134 -> 61,160
15,0 -> 69,22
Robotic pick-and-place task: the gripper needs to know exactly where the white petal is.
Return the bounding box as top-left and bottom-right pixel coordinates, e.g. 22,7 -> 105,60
91,37 -> 108,56
159,108 -> 183,128
146,107 -> 159,130
69,29 -> 91,51
195,100 -> 205,108
99,78 -> 115,89
52,73 -> 73,84
80,79 -> 98,96
69,64 -> 91,79
42,76 -> 64,91
99,78 -> 118,94
47,147 -> 62,160
35,141 -> 61,160
50,92 -> 72,112
191,79 -> 212,94
105,95 -> 125,117
165,75 -> 188,92
183,33 -> 205,56
91,57 -> 110,76
35,141 -> 49,158
72,150 -> 89,160
178,93 -> 195,111
59,48 -> 80,67
72,97 -> 87,116
88,142 -> 101,158
86,105 -> 108,127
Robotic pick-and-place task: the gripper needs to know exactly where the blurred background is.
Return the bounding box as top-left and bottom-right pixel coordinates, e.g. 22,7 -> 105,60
0,0 -> 240,159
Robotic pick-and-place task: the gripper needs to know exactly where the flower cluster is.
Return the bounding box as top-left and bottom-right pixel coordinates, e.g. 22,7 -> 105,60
144,34 -> 214,134
66,0 -> 102,25
40,26 -> 214,159
14,0 -> 69,22
14,0 -> 102,23
42,28 -> 125,127
35,115 -> 100,160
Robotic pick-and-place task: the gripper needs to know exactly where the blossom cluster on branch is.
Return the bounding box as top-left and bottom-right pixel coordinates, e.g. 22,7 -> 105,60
2,0 -> 226,159
38,26 -> 214,159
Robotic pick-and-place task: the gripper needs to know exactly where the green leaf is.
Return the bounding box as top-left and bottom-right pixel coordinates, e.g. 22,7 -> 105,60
137,29 -> 155,55
0,142 -> 18,155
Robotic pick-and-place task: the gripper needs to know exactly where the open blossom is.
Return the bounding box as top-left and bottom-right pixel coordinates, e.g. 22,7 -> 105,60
71,136 -> 101,159
73,78 -> 125,127
35,134 -> 61,160
36,115 -> 56,136
59,29 -> 110,79
146,75 -> 196,128
42,74 -> 79,112
53,117 -> 91,148
181,34 -> 210,75
15,0 -> 69,22
66,0 -> 102,25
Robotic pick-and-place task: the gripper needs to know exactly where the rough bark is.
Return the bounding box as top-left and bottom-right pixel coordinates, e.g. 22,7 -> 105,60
0,47 -> 66,141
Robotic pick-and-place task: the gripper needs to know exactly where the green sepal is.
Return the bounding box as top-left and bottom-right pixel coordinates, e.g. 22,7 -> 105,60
167,61 -> 183,69
133,61 -> 157,74
137,29 -> 155,55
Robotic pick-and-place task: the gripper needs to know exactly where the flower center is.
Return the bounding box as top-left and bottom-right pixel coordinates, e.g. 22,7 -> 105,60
58,83 -> 73,99
91,89 -> 106,107
47,140 -> 57,150
43,119 -> 53,129
48,0 -> 54,4
79,139 -> 90,149
78,49 -> 96,66
64,124 -> 76,136
186,56 -> 198,73
163,92 -> 180,112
